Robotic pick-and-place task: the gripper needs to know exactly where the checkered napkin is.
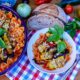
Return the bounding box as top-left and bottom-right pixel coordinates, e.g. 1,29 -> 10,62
6,17 -> 80,80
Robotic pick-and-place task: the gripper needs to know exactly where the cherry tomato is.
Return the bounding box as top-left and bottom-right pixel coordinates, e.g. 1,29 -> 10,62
35,0 -> 52,5
64,4 -> 74,14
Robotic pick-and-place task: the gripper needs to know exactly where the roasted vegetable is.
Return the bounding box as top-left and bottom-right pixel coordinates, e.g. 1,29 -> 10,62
3,34 -> 10,45
48,59 -> 57,69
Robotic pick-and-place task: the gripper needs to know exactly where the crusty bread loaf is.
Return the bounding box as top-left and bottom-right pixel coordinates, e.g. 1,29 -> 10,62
28,13 -> 64,30
27,4 -> 67,30
33,4 -> 67,23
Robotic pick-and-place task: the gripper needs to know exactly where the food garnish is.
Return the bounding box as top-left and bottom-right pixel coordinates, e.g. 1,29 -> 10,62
47,25 -> 66,53
47,25 -> 64,42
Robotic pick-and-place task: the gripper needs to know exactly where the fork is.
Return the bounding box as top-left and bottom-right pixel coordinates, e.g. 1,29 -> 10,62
61,51 -> 80,80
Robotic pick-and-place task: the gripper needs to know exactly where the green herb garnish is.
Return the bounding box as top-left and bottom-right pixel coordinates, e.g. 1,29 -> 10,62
47,25 -> 66,53
57,41 -> 66,53
53,25 -> 64,37
47,25 -> 64,42
47,34 -> 60,42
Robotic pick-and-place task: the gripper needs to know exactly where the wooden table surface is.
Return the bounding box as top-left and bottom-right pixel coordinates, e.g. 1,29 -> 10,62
0,0 -> 80,80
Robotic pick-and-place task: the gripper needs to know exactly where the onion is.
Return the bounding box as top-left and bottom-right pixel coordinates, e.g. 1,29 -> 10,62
17,3 -> 31,18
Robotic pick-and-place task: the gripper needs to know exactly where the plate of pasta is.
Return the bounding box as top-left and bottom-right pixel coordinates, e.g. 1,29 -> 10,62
0,5 -> 27,75
27,25 -> 76,74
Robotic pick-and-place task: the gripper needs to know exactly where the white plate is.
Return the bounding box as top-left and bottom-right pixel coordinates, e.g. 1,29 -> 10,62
27,28 -> 76,74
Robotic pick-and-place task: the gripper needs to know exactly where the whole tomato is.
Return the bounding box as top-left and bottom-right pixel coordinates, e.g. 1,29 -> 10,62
64,4 -> 74,14
35,0 -> 52,5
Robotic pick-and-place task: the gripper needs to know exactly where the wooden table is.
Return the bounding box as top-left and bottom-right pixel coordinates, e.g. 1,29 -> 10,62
0,0 -> 80,80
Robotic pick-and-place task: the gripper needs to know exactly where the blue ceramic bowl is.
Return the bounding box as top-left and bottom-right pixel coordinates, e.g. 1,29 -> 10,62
0,5 -> 27,75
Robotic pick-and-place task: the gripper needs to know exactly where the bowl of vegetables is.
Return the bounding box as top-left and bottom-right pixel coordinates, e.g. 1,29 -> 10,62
0,5 -> 27,75
27,25 -> 76,74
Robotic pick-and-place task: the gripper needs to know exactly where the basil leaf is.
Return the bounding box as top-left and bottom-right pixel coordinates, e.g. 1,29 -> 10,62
47,25 -> 64,42
57,41 -> 66,53
53,25 -> 64,37
69,29 -> 76,38
47,34 -> 60,42
48,28 -> 57,35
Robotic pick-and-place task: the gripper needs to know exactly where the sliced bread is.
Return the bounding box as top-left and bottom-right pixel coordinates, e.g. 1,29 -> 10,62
28,13 -> 64,30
